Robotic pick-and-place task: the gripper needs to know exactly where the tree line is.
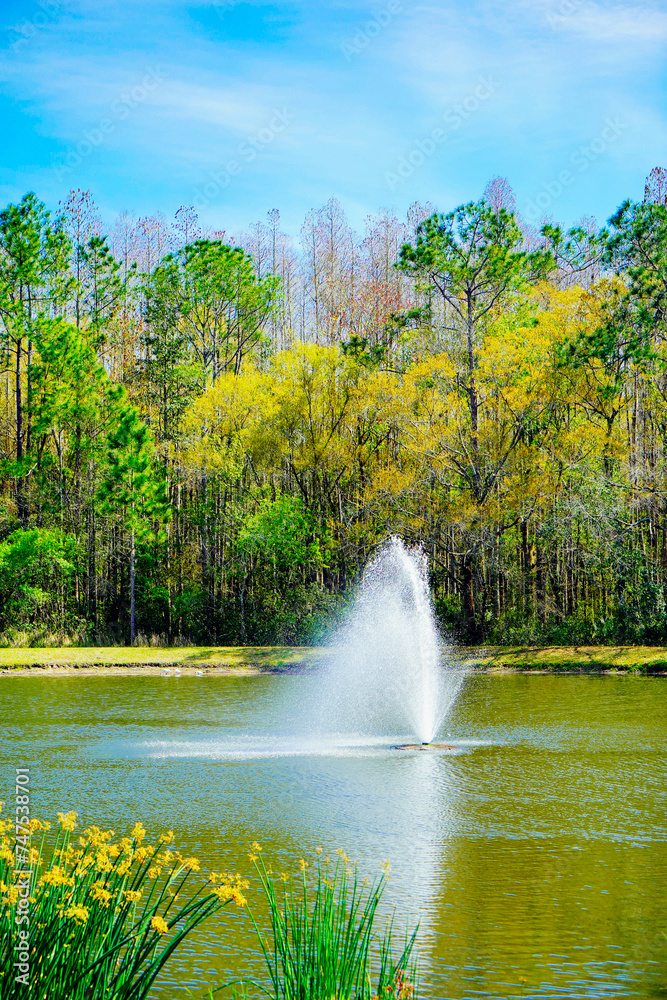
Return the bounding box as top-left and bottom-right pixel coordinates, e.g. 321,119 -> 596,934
0,169 -> 666,646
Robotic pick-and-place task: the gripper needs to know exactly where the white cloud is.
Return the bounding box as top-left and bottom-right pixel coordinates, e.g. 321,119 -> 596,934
0,0 -> 661,234
547,3 -> 667,43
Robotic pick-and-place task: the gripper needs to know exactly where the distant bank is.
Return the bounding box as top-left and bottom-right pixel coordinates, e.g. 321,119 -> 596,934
0,646 -> 666,675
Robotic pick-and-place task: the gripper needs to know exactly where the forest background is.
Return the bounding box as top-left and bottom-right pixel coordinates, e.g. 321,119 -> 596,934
0,169 -> 666,648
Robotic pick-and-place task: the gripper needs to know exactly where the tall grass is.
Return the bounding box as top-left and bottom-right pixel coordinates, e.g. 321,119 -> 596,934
0,810 -> 247,999
237,846 -> 418,1000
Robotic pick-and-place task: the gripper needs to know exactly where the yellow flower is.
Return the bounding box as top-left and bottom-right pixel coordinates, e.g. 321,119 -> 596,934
58,845 -> 77,866
40,866 -> 69,887
29,819 -> 51,834
278,872 -> 289,883
147,866 -> 162,879
212,884 -> 246,907
250,841 -> 262,853
299,859 -> 308,873
90,882 -> 112,907
3,887 -> 19,905
0,847 -> 14,865
95,851 -> 113,874
150,915 -> 169,935
123,890 -> 143,904
135,846 -> 155,863
80,826 -> 114,848
210,870 -> 249,906
65,904 -> 89,924
57,812 -> 78,833
131,822 -> 146,844
179,856 -> 200,873
159,831 -> 175,845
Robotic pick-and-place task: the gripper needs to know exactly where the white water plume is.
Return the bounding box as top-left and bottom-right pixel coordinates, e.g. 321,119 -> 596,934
312,536 -> 464,743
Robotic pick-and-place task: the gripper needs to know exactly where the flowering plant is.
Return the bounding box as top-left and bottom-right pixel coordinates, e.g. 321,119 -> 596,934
0,808 -> 247,1000
238,845 -> 418,1000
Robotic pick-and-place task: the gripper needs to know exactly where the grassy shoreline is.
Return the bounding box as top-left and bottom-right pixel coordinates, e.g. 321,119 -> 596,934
459,645 -> 667,674
0,646 -> 325,675
0,644 -> 666,675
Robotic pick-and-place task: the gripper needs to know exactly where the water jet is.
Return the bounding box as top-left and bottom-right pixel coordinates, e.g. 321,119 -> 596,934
311,536 -> 464,744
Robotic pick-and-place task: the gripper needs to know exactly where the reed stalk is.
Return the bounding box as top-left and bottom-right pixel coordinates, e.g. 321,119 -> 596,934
234,846 -> 418,1000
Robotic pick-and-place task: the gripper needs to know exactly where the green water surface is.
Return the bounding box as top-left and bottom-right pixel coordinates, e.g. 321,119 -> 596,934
1,672 -> 665,999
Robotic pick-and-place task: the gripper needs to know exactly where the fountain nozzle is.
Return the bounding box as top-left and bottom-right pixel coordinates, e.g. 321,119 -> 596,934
393,741 -> 455,750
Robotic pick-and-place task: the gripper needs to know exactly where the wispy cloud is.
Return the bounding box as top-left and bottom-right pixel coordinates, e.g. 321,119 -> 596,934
546,2 -> 667,42
0,0 -> 662,233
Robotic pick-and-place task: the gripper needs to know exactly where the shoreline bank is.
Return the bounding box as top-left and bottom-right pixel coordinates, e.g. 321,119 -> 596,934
0,644 -> 666,675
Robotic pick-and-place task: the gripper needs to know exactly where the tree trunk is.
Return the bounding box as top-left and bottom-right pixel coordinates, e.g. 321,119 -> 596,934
15,336 -> 26,522
461,553 -> 476,641
130,528 -> 136,644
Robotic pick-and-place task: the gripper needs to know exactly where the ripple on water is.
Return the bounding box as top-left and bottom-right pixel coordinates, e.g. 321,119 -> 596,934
1,672 -> 666,998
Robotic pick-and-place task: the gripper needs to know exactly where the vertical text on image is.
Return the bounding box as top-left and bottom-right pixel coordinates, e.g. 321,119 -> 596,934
14,766 -> 31,988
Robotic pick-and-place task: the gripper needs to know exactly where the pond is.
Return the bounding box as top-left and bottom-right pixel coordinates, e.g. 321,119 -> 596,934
1,672 -> 666,999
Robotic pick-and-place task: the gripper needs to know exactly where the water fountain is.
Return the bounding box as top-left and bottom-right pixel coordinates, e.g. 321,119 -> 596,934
311,536 -> 464,746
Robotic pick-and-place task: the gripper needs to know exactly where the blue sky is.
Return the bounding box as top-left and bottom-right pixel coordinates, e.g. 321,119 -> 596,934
0,0 -> 665,237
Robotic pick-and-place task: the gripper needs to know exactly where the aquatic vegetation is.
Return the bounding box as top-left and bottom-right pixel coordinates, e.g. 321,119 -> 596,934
0,802 -> 419,1000
0,808 -> 246,1000
239,845 -> 419,1000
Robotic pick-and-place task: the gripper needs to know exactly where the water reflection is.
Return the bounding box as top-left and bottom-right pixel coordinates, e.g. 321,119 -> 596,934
1,674 -> 666,998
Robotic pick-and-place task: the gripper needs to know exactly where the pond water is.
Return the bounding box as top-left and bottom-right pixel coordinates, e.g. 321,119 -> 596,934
1,672 -> 666,999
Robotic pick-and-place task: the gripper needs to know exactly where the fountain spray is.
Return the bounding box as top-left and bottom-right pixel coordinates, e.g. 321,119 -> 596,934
313,537 -> 464,744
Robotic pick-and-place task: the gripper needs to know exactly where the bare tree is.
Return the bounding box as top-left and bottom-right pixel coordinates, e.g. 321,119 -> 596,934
482,176 -> 517,214
136,214 -> 170,276
644,166 -> 667,205
358,208 -> 407,344
59,189 -> 102,328
172,205 -> 201,250
299,198 -> 357,344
